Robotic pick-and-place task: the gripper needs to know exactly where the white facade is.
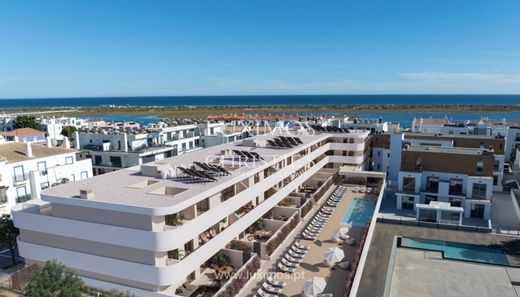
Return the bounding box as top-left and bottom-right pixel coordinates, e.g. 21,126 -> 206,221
0,142 -> 93,214
13,131 -> 370,296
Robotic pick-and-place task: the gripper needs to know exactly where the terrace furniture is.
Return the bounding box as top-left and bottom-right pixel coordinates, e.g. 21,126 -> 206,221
302,232 -> 317,240
285,254 -> 303,264
267,275 -> 287,288
262,282 -> 283,294
288,249 -> 305,259
291,246 -> 308,255
281,258 -> 299,268
257,288 -> 278,297
295,241 -> 310,250
277,263 -> 296,273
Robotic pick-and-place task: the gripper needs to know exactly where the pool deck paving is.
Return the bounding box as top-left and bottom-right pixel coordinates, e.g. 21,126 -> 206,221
239,185 -> 376,297
357,222 -> 520,297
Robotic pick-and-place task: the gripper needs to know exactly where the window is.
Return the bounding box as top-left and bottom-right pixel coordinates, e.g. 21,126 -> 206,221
448,197 -> 462,207
440,211 -> 460,225
472,183 -> 487,199
402,177 -> 416,192
493,175 -> 498,186
476,160 -> 483,173
470,204 -> 485,218
80,171 -> 88,180
37,161 -> 47,174
65,156 -> 73,164
425,195 -> 437,204
16,186 -> 30,203
0,187 -> 7,203
402,196 -> 415,210
449,178 -> 463,195
13,165 -> 25,182
109,156 -> 122,167
426,176 -> 439,192
418,209 -> 437,223
377,151 -> 381,157
41,182 -> 50,190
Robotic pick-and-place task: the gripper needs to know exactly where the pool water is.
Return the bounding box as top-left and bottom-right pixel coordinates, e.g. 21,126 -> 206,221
341,198 -> 376,227
400,237 -> 510,266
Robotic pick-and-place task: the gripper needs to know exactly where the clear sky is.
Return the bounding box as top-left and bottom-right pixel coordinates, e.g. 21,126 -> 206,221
1,0 -> 520,98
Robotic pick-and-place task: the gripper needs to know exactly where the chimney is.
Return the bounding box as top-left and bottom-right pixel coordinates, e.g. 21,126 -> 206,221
74,131 -> 80,149
26,142 -> 33,158
64,136 -> 70,149
46,136 -> 52,147
79,189 -> 95,199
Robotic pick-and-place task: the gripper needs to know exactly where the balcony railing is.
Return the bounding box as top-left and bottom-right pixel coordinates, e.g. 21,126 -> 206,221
16,194 -> 32,203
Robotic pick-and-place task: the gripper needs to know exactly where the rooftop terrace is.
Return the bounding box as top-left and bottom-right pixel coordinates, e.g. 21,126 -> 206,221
42,132 -> 367,213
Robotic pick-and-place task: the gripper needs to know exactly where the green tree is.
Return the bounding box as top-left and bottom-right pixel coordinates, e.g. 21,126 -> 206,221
14,115 -> 39,130
108,290 -> 136,297
0,214 -> 19,266
25,260 -> 83,297
60,125 -> 77,138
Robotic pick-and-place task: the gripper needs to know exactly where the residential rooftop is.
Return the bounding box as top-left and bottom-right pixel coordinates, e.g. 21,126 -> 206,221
404,132 -> 504,140
404,145 -> 493,155
0,142 -> 75,163
42,131 -> 369,214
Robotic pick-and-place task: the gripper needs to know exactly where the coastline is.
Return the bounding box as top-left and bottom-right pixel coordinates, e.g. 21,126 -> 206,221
1,104 -> 520,119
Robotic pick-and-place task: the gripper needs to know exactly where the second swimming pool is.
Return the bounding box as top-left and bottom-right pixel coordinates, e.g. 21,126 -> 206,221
400,237 -> 510,266
341,198 -> 376,227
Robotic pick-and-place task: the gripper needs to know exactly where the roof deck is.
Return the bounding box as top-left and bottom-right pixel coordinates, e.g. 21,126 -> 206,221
42,132 -> 367,212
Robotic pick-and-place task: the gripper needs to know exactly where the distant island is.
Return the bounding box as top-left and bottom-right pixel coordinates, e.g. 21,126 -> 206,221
1,104 -> 520,119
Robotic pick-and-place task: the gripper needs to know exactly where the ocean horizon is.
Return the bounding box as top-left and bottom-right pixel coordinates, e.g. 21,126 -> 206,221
1,94 -> 520,108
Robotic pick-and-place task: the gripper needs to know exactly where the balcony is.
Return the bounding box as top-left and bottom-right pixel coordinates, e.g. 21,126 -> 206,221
16,194 -> 32,203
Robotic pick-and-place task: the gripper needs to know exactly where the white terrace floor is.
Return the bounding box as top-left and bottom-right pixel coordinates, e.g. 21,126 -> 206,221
238,185 -> 377,297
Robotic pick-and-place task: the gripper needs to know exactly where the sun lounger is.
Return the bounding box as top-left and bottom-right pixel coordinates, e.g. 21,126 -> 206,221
291,245 -> 308,254
302,232 -> 317,240
281,258 -> 298,268
257,288 -> 278,297
287,248 -> 305,258
295,241 -> 310,250
267,275 -> 287,288
277,262 -> 296,273
262,282 -> 283,294
284,254 -> 303,264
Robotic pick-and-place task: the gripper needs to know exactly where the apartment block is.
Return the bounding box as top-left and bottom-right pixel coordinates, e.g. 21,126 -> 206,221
13,130 -> 370,296
396,145 -> 495,224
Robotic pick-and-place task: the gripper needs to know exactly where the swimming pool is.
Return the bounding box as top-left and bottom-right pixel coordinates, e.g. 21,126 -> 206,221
341,198 -> 376,227
400,237 -> 510,266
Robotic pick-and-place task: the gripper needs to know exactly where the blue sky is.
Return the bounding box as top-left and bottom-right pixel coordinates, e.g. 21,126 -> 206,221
1,0 -> 520,98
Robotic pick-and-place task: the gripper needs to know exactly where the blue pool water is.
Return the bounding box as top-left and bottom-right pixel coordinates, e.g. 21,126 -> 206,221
400,237 -> 510,266
341,198 -> 376,227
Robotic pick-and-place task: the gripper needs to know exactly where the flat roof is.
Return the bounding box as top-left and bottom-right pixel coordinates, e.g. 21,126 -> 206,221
404,132 -> 501,140
0,142 -> 76,163
404,145 -> 489,155
388,248 -> 520,297
42,131 -> 369,213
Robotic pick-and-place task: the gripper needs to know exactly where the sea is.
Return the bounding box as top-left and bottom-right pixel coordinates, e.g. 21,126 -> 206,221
1,94 -> 519,128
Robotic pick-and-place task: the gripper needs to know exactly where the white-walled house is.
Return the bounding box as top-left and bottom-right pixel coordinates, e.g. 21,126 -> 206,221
0,142 -> 92,214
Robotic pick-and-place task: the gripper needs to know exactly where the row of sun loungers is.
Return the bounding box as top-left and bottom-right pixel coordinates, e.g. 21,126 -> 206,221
302,207 -> 333,240
276,241 -> 310,274
326,184 -> 347,207
352,186 -> 378,194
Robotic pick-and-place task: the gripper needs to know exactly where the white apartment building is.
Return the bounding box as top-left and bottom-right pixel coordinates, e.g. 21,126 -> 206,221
39,116 -> 90,141
396,146 -> 495,224
0,141 -> 92,214
13,130 -> 370,297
